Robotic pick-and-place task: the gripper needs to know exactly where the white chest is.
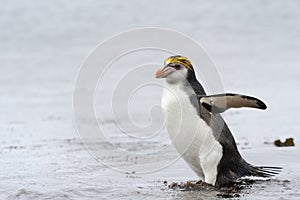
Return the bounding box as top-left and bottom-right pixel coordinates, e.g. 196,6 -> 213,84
161,82 -> 210,155
161,81 -> 223,184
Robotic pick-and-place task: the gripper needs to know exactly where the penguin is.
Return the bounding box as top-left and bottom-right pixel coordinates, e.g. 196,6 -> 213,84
155,55 -> 281,187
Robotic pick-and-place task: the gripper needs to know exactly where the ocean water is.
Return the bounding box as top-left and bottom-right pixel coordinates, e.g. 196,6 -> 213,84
1,0 -> 300,199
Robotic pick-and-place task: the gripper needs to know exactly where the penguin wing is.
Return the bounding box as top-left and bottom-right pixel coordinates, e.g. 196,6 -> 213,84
198,93 -> 267,113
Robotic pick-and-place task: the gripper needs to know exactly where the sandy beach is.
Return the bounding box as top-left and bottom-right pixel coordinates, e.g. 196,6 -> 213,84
1,0 -> 300,199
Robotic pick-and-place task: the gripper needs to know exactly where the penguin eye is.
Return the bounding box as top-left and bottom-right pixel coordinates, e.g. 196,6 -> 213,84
173,64 -> 181,70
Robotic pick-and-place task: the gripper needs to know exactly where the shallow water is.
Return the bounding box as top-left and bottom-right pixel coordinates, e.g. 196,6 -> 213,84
1,0 -> 300,199
1,138 -> 300,199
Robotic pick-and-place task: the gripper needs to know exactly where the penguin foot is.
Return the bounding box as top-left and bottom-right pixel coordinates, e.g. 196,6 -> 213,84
195,180 -> 213,187
168,180 -> 214,190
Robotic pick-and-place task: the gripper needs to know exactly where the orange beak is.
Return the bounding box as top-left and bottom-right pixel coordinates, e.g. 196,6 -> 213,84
155,66 -> 176,79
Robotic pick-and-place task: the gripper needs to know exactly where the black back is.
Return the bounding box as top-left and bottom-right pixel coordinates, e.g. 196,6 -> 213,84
185,68 -> 280,187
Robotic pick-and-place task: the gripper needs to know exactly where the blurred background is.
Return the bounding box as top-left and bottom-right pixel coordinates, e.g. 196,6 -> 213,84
1,0 -> 300,199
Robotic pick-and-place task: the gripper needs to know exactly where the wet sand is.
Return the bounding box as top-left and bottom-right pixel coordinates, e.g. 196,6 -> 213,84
1,137 -> 299,199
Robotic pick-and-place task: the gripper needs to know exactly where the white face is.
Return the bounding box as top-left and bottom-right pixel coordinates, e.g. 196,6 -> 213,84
155,63 -> 189,84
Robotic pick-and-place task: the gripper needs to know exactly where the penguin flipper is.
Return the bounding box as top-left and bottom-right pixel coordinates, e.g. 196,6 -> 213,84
198,93 -> 267,113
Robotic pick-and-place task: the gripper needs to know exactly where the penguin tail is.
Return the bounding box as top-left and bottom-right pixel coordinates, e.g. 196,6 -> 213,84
215,164 -> 282,187
248,165 -> 282,177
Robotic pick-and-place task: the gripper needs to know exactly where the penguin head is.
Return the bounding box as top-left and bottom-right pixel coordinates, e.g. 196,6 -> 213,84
155,55 -> 194,83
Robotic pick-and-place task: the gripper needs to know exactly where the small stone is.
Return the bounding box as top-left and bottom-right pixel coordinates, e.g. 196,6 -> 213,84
168,182 -> 178,189
274,138 -> 295,147
186,181 -> 193,187
285,138 -> 295,146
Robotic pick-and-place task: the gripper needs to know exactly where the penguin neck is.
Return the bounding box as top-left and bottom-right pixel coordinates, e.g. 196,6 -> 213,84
186,70 -> 206,95
163,78 -> 195,97
163,71 -> 206,96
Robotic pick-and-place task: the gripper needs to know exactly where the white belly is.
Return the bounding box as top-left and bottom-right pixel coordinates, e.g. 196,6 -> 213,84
161,82 -> 223,185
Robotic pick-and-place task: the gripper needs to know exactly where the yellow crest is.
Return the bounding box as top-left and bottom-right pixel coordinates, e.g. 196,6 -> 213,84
164,55 -> 193,71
